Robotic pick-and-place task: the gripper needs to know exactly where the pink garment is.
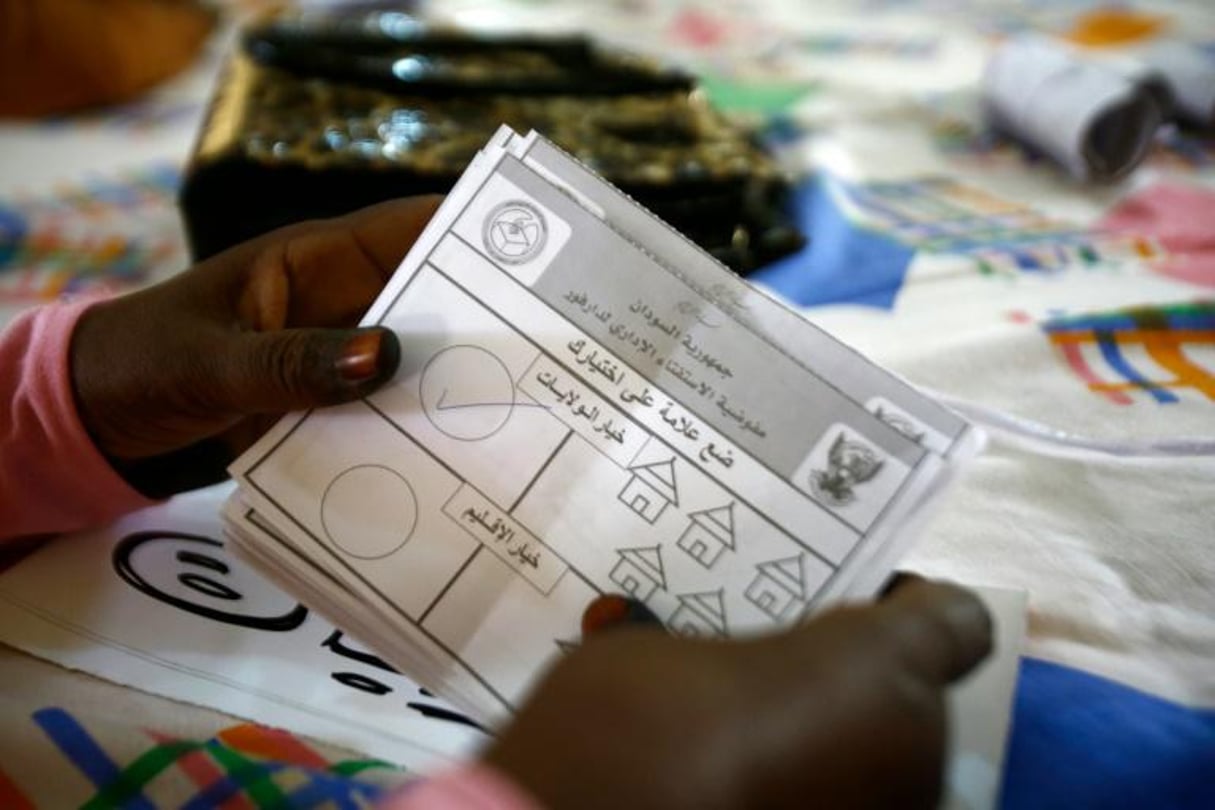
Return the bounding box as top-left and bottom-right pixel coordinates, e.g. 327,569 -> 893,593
381,763 -> 543,810
0,301 -> 155,539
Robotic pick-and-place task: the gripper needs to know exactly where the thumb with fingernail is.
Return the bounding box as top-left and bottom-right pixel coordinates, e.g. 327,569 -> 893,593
68,197 -> 441,501
581,594 -> 664,638
224,325 -> 402,413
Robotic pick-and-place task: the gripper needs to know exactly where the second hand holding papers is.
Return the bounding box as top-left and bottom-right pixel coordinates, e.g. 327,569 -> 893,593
225,127 -> 984,725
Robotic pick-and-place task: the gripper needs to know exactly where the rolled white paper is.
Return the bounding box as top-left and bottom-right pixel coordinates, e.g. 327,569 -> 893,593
984,36 -> 1162,182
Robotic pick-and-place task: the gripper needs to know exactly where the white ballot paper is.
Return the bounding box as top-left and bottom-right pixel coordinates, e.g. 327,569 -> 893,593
226,126 -> 983,724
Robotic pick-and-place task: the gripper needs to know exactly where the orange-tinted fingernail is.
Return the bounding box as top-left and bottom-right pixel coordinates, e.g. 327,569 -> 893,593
337,330 -> 383,382
582,594 -> 662,637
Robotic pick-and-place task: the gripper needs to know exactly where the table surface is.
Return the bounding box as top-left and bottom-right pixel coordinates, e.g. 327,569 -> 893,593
1,2 -> 1213,808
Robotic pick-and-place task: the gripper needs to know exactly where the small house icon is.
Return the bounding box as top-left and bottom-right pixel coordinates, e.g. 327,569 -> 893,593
669,589 -> 728,638
676,502 -> 736,569
745,555 -> 808,622
618,457 -> 679,524
609,545 -> 667,603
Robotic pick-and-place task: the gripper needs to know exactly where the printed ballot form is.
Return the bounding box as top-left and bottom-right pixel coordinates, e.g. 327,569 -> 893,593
226,127 -> 983,723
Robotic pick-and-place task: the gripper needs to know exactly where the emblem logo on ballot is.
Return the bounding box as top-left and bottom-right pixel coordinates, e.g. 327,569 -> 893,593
808,432 -> 885,507
483,199 -> 548,264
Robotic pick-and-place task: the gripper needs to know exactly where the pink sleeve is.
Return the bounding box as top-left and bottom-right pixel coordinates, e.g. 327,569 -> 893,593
1,300 -> 156,540
379,763 -> 544,810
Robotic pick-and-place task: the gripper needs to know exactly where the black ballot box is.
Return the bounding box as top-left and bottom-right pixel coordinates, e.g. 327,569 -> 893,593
179,11 -> 804,274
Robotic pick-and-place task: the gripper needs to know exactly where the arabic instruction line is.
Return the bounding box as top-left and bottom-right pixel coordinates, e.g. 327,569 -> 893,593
426,251 -> 863,554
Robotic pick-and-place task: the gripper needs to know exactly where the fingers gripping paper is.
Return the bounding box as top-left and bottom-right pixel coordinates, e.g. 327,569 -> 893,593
226,127 -> 983,724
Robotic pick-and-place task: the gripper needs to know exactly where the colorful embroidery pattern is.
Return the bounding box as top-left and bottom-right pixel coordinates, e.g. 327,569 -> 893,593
0,164 -> 185,302
1043,302 -> 1215,405
0,708 -> 403,809
840,176 -> 1162,275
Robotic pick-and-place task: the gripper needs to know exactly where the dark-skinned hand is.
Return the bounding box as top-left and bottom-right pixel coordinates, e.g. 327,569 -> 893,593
486,577 -> 993,810
70,196 -> 441,497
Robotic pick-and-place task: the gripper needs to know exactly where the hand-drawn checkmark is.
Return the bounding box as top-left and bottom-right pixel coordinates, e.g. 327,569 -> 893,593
435,388 -> 549,412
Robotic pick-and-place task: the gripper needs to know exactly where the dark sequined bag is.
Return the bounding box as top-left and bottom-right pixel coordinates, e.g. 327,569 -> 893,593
181,11 -> 804,273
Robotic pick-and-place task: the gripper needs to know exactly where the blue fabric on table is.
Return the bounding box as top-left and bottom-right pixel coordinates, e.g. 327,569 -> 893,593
750,177 -> 915,309
1002,658 -> 1215,809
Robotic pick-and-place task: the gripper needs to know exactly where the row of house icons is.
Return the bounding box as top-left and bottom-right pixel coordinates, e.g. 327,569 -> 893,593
609,544 -> 812,633
618,456 -> 736,570
613,456 -> 812,628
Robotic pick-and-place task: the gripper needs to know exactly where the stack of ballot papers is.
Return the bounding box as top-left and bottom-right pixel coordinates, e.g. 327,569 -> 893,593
223,126 -> 985,726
